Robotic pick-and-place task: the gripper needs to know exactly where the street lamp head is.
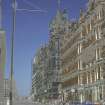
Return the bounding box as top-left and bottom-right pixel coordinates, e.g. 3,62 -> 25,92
12,1 -> 18,10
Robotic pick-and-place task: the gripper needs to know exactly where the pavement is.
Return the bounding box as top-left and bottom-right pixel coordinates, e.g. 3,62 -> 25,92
5,99 -> 44,105
12,100 -> 43,105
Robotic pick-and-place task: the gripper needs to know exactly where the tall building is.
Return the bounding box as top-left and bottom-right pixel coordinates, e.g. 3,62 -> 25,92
0,0 -> 6,103
61,0 -> 105,104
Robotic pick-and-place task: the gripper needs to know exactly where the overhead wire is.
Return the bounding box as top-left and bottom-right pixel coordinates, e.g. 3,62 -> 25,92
22,0 -> 41,10
16,0 -> 47,13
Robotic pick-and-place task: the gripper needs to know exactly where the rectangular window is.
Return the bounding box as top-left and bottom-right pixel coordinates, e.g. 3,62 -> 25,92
78,43 -> 82,54
78,60 -> 82,70
98,26 -> 101,39
95,26 -> 101,40
96,48 -> 101,60
87,73 -> 88,84
98,65 -> 101,80
98,11 -> 101,20
90,22 -> 92,31
86,24 -> 88,34
95,29 -> 98,40
102,46 -> 105,58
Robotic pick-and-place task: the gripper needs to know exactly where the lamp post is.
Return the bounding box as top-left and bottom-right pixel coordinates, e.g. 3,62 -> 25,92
9,0 -> 16,105
9,0 -> 47,105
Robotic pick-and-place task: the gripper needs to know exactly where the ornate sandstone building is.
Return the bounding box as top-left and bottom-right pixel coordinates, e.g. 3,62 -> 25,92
61,0 -> 105,104
31,0 -> 105,104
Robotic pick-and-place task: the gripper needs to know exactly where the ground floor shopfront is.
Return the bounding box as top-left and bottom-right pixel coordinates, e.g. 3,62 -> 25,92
63,84 -> 105,104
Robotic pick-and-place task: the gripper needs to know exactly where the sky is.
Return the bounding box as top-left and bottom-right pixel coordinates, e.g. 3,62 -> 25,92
3,0 -> 88,96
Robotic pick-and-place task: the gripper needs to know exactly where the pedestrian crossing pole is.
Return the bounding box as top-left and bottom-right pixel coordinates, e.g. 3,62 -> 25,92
9,0 -> 47,105
9,0 -> 16,105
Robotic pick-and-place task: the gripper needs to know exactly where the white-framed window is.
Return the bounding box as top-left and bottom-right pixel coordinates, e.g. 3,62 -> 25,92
98,25 -> 101,39
90,22 -> 92,31
95,28 -> 98,40
78,43 -> 82,54
78,60 -> 82,70
98,11 -> 101,20
96,48 -> 101,60
95,26 -> 101,40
